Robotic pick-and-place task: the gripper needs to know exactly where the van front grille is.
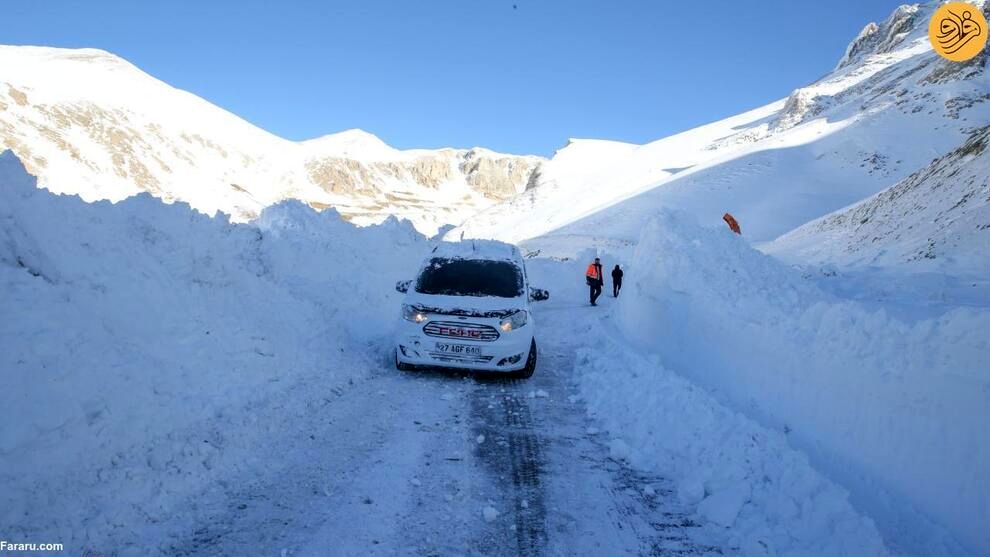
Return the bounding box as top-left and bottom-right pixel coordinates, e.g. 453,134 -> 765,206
423,321 -> 500,342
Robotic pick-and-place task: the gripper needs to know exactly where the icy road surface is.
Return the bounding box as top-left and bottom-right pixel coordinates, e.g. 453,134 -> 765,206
164,299 -> 726,557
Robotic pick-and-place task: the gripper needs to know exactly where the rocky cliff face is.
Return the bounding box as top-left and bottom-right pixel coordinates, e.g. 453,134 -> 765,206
460,151 -> 539,198
302,148 -> 540,200
835,5 -> 920,70
0,47 -> 544,234
771,2 -> 987,134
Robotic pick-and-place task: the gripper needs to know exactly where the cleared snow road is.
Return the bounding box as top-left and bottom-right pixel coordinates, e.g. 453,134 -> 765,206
164,300 -> 725,557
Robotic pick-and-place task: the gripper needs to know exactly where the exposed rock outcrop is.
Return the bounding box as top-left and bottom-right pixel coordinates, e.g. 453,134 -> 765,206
835,5 -> 919,70
772,89 -> 835,131
460,150 -> 541,198
302,149 -> 540,202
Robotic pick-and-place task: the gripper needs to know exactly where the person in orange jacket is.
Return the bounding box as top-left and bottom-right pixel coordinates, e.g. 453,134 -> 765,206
586,257 -> 604,306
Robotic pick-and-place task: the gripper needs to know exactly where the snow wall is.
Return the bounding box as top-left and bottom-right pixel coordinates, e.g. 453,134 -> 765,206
616,210 -> 989,554
0,151 -> 427,551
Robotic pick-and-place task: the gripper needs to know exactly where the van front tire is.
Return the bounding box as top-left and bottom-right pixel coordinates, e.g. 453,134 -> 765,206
395,349 -> 414,372
513,339 -> 537,379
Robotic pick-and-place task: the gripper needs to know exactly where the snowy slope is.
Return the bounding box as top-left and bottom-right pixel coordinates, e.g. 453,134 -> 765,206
766,124 -> 990,275
0,46 -> 543,234
453,1 -> 990,257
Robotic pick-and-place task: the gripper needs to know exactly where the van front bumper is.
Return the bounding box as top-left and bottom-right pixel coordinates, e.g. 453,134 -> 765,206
395,320 -> 532,372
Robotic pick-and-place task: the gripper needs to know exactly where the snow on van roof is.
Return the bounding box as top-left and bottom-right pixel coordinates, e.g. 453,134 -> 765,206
429,239 -> 522,262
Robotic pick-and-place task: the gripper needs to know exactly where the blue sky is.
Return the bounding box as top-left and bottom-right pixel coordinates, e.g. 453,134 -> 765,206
2,0 -> 903,156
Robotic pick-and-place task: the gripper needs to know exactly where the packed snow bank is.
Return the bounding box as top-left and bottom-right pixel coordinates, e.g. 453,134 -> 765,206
0,151 -> 426,553
614,211 -> 989,555
576,339 -> 887,556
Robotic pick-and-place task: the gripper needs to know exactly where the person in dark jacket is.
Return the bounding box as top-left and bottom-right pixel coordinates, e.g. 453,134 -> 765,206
585,257 -> 604,306
611,265 -> 623,297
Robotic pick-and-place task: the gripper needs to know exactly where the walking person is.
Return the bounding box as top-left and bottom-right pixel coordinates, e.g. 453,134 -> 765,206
585,257 -> 604,306
611,264 -> 623,297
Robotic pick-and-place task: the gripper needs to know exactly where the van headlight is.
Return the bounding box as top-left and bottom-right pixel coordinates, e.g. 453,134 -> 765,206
499,310 -> 528,332
402,304 -> 428,323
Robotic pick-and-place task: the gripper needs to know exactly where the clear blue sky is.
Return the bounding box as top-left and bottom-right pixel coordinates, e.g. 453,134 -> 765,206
2,0 -> 903,156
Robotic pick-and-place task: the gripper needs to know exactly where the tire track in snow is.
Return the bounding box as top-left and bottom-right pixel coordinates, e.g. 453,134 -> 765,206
526,302 -> 728,556
464,343 -> 723,556
603,462 -> 723,556
469,378 -> 548,556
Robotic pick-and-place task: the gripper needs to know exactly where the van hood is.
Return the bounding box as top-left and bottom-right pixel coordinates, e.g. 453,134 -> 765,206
403,292 -> 527,319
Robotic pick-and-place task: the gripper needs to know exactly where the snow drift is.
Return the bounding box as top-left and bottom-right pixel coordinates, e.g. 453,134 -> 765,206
0,150 -> 426,553
612,210 -> 989,555
577,341 -> 887,556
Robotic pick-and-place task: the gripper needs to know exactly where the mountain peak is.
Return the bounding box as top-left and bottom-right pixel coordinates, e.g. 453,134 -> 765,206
0,45 -> 132,70
835,3 -> 921,70
301,128 -> 397,160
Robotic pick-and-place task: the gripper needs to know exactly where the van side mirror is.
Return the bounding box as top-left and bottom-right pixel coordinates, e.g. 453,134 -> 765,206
395,280 -> 412,293
529,287 -> 550,302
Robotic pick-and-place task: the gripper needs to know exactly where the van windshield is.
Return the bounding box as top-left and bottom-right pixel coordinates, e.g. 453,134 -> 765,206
415,258 -> 524,298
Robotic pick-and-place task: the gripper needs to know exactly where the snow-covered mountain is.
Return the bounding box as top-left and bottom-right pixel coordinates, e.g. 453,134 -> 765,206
6,1 -> 985,253
453,1 -> 990,275
0,46 -> 543,234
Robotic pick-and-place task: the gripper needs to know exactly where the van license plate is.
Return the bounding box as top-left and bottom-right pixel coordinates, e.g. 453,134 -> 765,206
435,342 -> 481,355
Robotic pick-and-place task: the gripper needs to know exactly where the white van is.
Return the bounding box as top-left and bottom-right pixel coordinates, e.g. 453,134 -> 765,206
394,240 -> 549,378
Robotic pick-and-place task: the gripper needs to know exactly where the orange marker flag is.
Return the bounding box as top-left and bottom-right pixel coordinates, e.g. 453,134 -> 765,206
723,213 -> 741,235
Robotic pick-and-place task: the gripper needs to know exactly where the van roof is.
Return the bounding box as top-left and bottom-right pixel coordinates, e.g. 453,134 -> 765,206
428,239 -> 523,264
